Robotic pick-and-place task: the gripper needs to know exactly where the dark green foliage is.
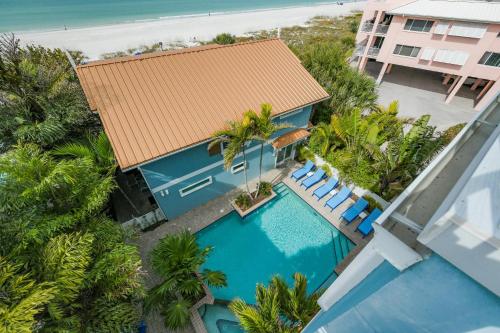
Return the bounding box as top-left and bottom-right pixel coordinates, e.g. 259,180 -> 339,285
362,195 -> 383,211
229,273 -> 321,333
298,42 -> 377,121
308,102 -> 455,199
258,182 -> 273,197
0,143 -> 144,332
236,193 -> 252,210
212,33 -> 236,45
0,34 -> 98,152
295,144 -> 316,164
146,231 -> 227,330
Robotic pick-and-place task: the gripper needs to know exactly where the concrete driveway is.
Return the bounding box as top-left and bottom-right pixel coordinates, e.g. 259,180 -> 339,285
366,62 -> 477,131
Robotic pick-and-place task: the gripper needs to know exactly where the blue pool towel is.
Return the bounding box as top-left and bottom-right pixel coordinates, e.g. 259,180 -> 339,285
325,187 -> 351,211
312,177 -> 339,200
357,208 -> 383,237
291,160 -> 315,181
301,169 -> 326,189
341,198 -> 369,223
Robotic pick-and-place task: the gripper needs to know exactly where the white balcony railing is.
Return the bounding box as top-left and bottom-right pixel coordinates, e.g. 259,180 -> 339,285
367,47 -> 381,57
361,22 -> 374,33
375,24 -> 389,35
354,45 -> 366,56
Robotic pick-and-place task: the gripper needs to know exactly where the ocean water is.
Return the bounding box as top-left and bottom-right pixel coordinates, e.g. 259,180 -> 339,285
196,183 -> 354,304
0,0 -> 343,32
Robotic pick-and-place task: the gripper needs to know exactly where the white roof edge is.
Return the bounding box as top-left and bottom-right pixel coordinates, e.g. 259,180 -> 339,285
387,0 -> 500,24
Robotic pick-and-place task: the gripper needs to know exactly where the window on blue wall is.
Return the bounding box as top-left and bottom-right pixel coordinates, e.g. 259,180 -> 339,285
179,176 -> 213,197
231,161 -> 246,174
280,109 -> 301,119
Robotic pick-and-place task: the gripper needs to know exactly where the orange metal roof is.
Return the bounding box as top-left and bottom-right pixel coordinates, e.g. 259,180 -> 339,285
272,128 -> 311,149
76,39 -> 329,169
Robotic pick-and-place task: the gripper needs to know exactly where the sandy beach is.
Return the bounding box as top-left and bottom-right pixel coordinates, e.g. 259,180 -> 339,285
17,2 -> 365,59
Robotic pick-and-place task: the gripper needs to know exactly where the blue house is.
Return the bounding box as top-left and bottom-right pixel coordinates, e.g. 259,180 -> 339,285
76,39 -> 329,219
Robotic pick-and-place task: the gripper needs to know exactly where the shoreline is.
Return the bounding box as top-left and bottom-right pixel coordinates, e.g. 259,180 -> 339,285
17,2 -> 365,60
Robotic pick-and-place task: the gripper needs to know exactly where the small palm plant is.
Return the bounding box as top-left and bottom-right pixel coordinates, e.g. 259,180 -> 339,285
247,103 -> 291,198
209,115 -> 254,195
145,231 -> 227,330
229,273 -> 321,333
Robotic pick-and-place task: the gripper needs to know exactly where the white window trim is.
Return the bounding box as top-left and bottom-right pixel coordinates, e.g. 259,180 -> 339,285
179,176 -> 213,197
231,161 -> 246,174
280,109 -> 302,119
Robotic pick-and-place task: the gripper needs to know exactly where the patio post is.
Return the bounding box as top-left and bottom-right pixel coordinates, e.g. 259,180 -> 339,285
474,80 -> 499,111
376,62 -> 389,84
442,74 -> 452,85
470,78 -> 484,91
445,75 -> 467,104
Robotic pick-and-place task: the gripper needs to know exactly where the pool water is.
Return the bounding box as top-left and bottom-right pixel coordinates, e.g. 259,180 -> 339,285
196,183 -> 355,304
198,304 -> 244,333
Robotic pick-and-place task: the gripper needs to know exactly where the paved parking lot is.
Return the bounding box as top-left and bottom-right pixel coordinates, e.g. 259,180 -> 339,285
366,62 -> 477,131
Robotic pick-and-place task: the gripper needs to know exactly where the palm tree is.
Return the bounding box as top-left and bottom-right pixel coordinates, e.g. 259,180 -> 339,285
372,115 -> 444,198
52,131 -> 116,175
53,131 -> 142,215
229,273 -> 321,333
247,104 -> 291,198
146,231 -> 227,330
309,122 -> 337,157
209,115 -> 253,195
0,33 -> 94,152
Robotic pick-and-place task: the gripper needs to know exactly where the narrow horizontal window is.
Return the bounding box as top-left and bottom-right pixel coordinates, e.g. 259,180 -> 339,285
231,161 -> 246,174
280,109 -> 302,119
404,19 -> 434,32
393,44 -> 421,57
479,52 -> 500,67
179,176 -> 213,197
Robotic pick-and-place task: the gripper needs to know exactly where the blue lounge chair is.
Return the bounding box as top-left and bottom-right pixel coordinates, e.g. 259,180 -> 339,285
291,160 -> 315,181
312,177 -> 339,200
357,208 -> 383,237
341,198 -> 369,223
301,169 -> 326,189
324,187 -> 351,211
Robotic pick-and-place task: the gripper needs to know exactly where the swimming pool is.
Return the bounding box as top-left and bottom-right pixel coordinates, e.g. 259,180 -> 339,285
196,182 -> 354,332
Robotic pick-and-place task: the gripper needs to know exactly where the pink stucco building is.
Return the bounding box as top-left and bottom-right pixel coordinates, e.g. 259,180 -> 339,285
354,0 -> 500,111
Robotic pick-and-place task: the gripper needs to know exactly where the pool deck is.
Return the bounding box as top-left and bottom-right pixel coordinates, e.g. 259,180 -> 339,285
137,161 -> 372,333
281,173 -> 372,274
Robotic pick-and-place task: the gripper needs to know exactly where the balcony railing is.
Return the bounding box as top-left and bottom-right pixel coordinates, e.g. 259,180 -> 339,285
367,47 -> 381,57
361,22 -> 374,33
354,45 -> 366,56
375,24 -> 389,35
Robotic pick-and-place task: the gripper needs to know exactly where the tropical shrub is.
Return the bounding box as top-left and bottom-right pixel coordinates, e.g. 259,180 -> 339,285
298,42 -> 377,122
212,33 -> 236,45
308,101 -> 457,199
146,231 -> 227,330
0,34 -> 98,152
362,195 -> 383,211
321,164 -> 333,177
0,143 -> 144,332
236,193 -> 252,210
258,182 -> 273,197
230,273 -> 321,333
295,144 -> 315,163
